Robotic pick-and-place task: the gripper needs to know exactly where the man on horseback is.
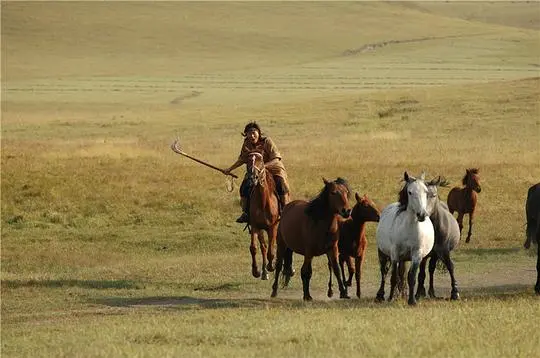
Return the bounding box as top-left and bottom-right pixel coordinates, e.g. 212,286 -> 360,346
223,122 -> 290,223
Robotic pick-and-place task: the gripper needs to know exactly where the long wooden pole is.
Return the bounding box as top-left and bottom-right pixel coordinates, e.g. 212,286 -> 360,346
171,140 -> 239,179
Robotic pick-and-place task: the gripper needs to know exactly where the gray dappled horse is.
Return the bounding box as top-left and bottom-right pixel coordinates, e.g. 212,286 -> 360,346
416,177 -> 461,300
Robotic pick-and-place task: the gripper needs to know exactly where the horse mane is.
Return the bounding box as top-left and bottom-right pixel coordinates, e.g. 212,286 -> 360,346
462,168 -> 479,185
397,182 -> 408,212
305,177 -> 350,221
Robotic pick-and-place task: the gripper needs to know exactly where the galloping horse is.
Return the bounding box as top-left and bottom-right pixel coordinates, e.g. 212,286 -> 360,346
376,172 -> 435,306
271,178 -> 352,301
524,183 -> 540,294
447,168 -> 481,243
245,152 -> 280,280
327,193 -> 380,299
415,177 -> 461,300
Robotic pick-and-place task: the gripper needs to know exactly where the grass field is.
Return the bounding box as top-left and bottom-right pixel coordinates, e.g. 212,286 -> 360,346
1,2 -> 540,357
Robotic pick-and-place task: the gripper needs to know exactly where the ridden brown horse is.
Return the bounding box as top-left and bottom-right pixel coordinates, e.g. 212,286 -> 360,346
447,168 -> 481,243
271,178 -> 352,301
245,152 -> 280,280
327,193 -> 380,299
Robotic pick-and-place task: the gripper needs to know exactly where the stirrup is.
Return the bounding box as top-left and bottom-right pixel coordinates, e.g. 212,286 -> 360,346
236,212 -> 249,223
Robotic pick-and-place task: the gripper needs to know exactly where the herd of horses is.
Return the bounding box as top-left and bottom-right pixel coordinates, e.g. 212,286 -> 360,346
243,152 -> 540,304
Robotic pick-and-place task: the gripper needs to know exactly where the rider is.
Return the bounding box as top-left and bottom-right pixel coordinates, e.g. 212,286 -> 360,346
223,122 -> 290,223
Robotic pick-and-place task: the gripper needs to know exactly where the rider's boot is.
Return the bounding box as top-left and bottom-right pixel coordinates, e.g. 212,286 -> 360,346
236,197 -> 249,223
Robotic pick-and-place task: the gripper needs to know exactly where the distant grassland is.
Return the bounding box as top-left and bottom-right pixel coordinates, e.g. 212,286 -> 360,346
1,2 -> 539,357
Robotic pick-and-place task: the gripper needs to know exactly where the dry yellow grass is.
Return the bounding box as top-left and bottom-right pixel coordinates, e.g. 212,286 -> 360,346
1,2 -> 539,357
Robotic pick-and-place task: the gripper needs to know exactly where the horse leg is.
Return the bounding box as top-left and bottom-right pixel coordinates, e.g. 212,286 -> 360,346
535,241 -> 540,295
408,260 -> 420,306
428,254 -> 438,298
415,256 -> 428,300
375,250 -> 389,302
465,212 -> 474,243
346,256 -> 354,287
271,237 -> 285,297
327,258 -> 334,298
354,255 -> 364,298
328,247 -> 350,299
257,231 -> 269,280
397,261 -> 407,299
283,247 -> 295,287
439,251 -> 459,300
301,256 -> 314,301
266,226 -> 277,272
456,212 -> 464,237
388,260 -> 399,302
250,232 -> 260,278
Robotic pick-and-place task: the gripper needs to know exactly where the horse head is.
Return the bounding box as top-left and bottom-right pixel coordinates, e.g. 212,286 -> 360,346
464,168 -> 481,193
246,152 -> 266,187
323,177 -> 351,218
352,192 -> 380,222
402,171 -> 430,222
425,176 -> 450,215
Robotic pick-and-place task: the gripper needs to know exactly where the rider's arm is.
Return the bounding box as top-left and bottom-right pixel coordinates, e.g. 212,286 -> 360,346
224,158 -> 244,174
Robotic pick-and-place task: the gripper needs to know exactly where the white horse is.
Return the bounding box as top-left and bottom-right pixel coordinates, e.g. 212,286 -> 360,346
376,172 -> 435,305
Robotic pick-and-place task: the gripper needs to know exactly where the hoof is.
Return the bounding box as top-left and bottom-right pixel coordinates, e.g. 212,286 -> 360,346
267,263 -> 275,272
252,268 -> 261,278
415,288 -> 426,300
450,291 -> 460,300
465,237 -> 471,243
356,291 -> 361,299
340,292 -> 350,299
408,298 -> 417,306
271,290 -> 277,298
261,271 -> 269,280
327,289 -> 334,298
303,295 -> 313,301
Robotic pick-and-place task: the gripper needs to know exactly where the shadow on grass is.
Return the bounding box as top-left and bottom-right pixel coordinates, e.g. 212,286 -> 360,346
1,279 -> 142,290
459,247 -> 524,257
460,283 -> 537,300
91,293 -> 395,310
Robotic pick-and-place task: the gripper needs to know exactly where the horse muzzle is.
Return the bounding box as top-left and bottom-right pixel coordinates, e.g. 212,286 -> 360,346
416,213 -> 427,222
475,186 -> 482,193
340,208 -> 351,218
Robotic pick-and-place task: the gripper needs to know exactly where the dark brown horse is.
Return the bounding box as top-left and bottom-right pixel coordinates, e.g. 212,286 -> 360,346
447,168 -> 481,243
327,193 -> 380,299
245,152 -> 280,280
271,178 -> 352,301
524,183 -> 540,294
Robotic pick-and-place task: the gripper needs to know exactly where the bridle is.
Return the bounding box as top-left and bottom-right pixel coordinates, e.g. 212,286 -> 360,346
247,152 -> 266,187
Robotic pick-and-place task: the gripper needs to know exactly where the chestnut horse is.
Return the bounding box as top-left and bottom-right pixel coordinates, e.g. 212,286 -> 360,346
245,152 -> 280,280
271,178 -> 352,301
327,193 -> 380,299
447,168 -> 481,243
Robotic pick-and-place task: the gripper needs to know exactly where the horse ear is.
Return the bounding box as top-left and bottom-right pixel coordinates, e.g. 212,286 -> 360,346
404,171 -> 415,182
322,177 -> 329,185
419,171 -> 426,180
355,192 -> 361,202
428,176 -> 441,186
